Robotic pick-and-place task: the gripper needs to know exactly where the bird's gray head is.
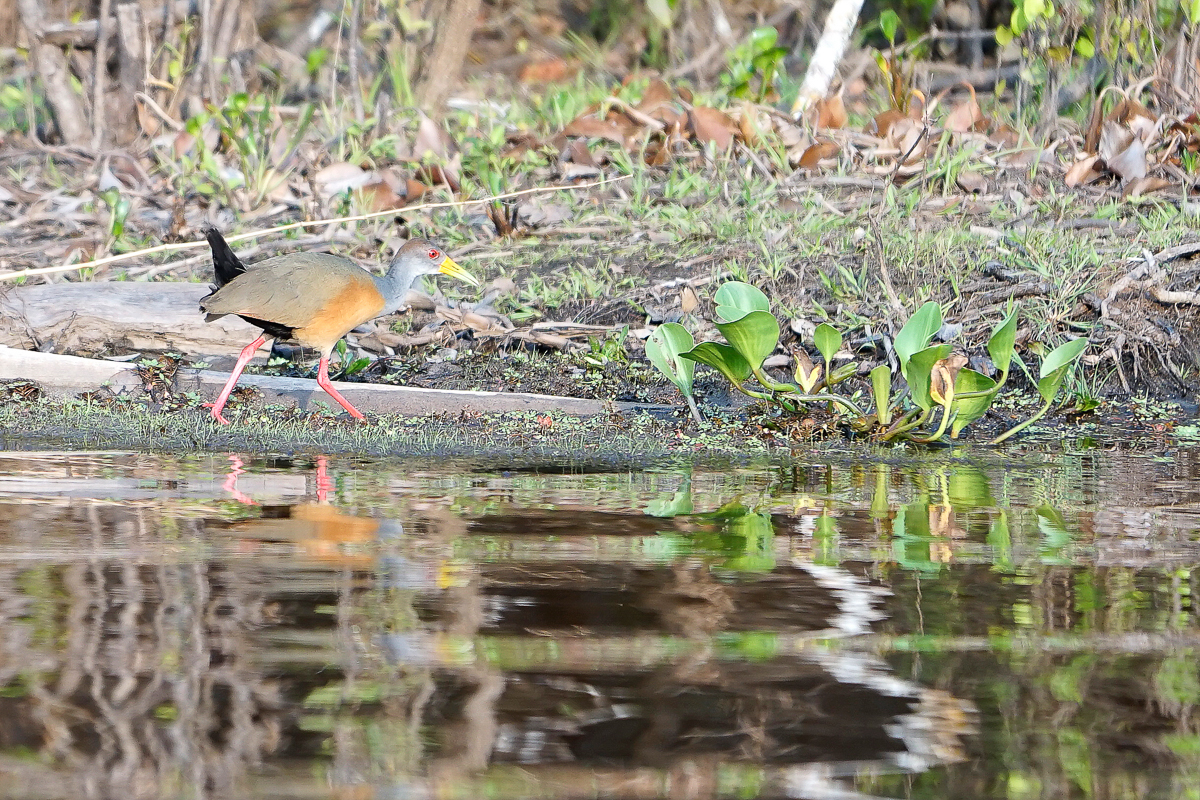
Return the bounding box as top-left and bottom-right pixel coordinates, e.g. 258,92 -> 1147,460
377,238 -> 479,312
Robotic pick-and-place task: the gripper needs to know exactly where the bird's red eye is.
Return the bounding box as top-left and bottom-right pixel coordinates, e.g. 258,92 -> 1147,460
427,248 -> 440,260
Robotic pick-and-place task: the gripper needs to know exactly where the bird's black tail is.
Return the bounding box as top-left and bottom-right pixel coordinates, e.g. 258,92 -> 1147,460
204,227 -> 246,287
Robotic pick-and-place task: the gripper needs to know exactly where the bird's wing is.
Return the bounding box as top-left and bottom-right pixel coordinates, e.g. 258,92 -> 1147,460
201,254 -> 376,328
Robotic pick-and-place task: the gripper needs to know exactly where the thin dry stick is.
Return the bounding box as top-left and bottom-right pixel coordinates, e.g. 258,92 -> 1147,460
0,175 -> 630,282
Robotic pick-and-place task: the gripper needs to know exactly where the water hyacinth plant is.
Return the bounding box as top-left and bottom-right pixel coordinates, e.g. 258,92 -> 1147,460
647,281 -> 1088,444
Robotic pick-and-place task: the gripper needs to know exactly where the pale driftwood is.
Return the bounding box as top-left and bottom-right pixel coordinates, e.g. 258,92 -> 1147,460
0,283 -> 260,356
0,346 -> 142,396
1,347 -> 672,417
791,0 -> 865,117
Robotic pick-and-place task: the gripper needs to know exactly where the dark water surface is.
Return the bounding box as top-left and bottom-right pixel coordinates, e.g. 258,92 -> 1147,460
1,448 -> 1200,799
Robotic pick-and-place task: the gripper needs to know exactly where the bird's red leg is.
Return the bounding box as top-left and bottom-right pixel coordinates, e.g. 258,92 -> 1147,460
316,356 -> 366,420
208,334 -> 267,425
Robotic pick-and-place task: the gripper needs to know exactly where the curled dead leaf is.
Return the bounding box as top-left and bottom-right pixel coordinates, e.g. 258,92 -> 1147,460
869,109 -> 906,139
563,115 -> 629,144
944,86 -> 986,134
815,94 -> 848,129
1122,176 -> 1175,197
315,162 -> 373,194
680,285 -> 698,314
519,57 -> 573,84
1099,120 -> 1147,181
1064,154 -> 1102,187
796,139 -> 840,170
413,111 -> 455,161
955,170 -> 987,193
689,106 -> 738,150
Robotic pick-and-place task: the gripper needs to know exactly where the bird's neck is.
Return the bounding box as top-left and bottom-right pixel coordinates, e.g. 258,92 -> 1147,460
374,264 -> 421,315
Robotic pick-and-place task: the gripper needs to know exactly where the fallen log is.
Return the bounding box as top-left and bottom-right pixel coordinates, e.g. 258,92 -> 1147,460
0,283 -> 257,356
0,347 -> 673,417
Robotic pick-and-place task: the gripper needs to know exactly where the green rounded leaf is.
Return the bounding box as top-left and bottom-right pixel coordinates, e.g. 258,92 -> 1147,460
715,310 -> 780,372
895,301 -> 943,378
713,281 -> 770,321
879,9 -> 901,45
906,344 -> 952,411
646,323 -> 696,395
871,364 -> 893,425
987,310 -> 1018,376
748,26 -> 778,51
681,342 -> 752,385
1039,337 -> 1088,379
950,368 -> 998,437
1074,36 -> 1095,58
813,323 -> 843,366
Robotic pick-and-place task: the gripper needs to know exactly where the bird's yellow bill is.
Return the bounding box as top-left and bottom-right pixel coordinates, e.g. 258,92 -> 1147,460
438,256 -> 479,286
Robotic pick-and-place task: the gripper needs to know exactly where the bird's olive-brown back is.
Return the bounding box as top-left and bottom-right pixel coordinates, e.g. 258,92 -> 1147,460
201,253 -> 386,352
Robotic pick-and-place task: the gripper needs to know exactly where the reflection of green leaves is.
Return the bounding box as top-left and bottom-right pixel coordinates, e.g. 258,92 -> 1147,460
691,501 -> 776,571
1155,652 -> 1200,706
1036,503 -> 1072,563
646,323 -> 696,395
681,342 -> 751,385
714,281 -> 770,322
895,301 -> 943,379
946,466 -> 993,509
715,310 -> 779,372
987,510 -> 1012,570
645,476 -> 694,517
814,513 -> 838,565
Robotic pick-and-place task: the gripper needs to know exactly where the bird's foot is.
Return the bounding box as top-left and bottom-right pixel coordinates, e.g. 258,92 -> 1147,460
203,402 -> 232,425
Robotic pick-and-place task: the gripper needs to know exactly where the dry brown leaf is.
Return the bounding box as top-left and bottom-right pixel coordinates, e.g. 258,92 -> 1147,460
358,179 -> 404,212
796,140 -> 840,170
413,112 -> 454,161
563,116 -> 628,144
888,118 -> 927,163
636,78 -> 681,126
1064,155 -> 1103,187
1099,120 -> 1147,181
945,87 -> 985,134
738,103 -> 769,145
680,285 -> 698,314
314,162 -> 372,193
405,178 -> 430,202
136,99 -> 161,138
415,160 -> 461,192
171,130 -> 195,157
955,170 -> 987,193
815,94 -> 847,129
1122,176 -> 1175,197
689,106 -> 738,149
502,131 -> 542,159
639,79 -> 674,107
992,124 -> 1020,148
564,138 -> 598,167
519,57 -> 573,84
869,109 -> 906,138
644,141 -> 672,167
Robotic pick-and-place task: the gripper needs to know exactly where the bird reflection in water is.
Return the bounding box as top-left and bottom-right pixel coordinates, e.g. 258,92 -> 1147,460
220,453 -> 380,565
